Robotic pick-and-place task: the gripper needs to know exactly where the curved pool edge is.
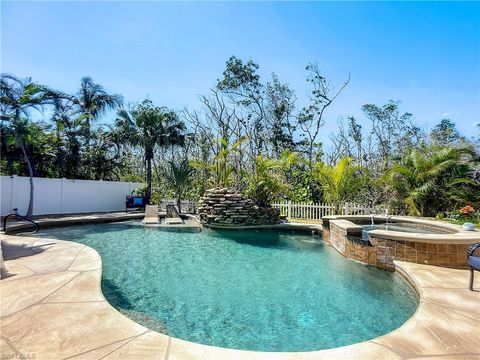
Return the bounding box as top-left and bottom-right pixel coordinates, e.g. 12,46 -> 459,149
1,233 -> 479,359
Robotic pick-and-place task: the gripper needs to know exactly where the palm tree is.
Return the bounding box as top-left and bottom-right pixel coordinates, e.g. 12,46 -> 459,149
315,157 -> 367,212
71,77 -> 123,144
247,151 -> 296,207
50,97 -> 84,178
0,74 -> 53,216
85,128 -> 125,181
46,78 -> 122,179
213,137 -> 247,187
383,145 -> 479,216
162,159 -> 195,213
115,99 -> 185,199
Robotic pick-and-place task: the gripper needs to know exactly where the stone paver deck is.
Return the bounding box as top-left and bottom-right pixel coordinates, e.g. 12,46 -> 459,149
1,233 -> 479,360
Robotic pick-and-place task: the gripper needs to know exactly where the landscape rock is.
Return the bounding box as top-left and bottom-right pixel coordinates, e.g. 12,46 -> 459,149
197,188 -> 280,226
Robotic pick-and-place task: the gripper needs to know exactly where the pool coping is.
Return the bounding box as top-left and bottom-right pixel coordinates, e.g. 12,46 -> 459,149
1,231 -> 479,359
2,211 -> 146,233
203,221 -> 323,232
2,212 -> 320,234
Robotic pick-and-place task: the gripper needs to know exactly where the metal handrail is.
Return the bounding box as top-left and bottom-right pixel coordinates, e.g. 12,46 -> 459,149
2,213 -> 40,234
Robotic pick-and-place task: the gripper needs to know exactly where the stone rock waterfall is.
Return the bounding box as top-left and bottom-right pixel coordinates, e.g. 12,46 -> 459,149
197,188 -> 280,226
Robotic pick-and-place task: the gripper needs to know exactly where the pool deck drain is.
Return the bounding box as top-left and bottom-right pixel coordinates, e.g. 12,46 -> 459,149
1,233 -> 479,360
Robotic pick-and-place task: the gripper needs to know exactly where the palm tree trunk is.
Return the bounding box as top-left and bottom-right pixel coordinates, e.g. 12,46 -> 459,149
146,157 -> 152,201
21,144 -> 34,217
176,194 -> 182,214
84,116 -> 91,147
84,115 -> 92,178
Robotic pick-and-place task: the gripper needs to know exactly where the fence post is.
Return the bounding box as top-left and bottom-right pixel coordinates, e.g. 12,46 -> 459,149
345,202 -> 350,215
98,180 -> 103,212
287,200 -> 292,219
9,175 -> 16,213
60,178 -> 65,214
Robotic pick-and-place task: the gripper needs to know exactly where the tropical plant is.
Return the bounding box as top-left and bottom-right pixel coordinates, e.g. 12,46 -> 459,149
162,159 -> 195,212
246,151 -> 296,207
314,157 -> 367,210
115,99 -> 185,198
383,145 -> 479,216
444,205 -> 480,228
71,77 -> 123,143
83,128 -> 126,180
0,74 -> 53,216
50,97 -> 84,178
213,137 -> 247,188
5,121 -> 59,178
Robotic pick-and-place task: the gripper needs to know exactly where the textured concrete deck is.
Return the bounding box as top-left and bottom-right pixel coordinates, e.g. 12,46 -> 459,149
1,234 -> 479,360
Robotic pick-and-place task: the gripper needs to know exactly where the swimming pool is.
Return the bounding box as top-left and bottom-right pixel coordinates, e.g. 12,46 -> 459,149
34,222 -> 418,352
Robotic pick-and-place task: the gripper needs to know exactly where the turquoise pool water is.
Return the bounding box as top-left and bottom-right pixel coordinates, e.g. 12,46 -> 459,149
35,222 -> 418,352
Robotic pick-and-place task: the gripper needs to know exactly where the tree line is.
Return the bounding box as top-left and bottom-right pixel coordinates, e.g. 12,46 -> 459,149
1,56 -> 479,217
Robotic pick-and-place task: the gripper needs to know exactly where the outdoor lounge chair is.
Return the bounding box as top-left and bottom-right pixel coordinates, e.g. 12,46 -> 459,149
143,204 -> 159,224
165,204 -> 184,225
468,242 -> 480,291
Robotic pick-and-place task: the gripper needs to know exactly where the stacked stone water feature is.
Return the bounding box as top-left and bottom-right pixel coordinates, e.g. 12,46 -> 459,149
197,188 -> 280,226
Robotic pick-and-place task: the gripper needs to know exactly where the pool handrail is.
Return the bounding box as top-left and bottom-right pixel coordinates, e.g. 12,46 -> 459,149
2,213 -> 40,234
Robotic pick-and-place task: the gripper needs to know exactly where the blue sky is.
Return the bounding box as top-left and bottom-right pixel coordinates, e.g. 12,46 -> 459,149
2,1 -> 479,146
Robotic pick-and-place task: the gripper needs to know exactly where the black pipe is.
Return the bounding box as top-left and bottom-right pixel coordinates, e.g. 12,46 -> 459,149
2,213 -> 39,234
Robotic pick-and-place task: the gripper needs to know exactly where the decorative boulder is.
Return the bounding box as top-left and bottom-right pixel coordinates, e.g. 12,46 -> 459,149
463,222 -> 476,231
197,188 -> 280,226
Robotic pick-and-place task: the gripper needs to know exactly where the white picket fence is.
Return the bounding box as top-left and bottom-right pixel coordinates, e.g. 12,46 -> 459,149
157,200 -> 389,218
158,199 -> 389,219
271,201 -> 388,220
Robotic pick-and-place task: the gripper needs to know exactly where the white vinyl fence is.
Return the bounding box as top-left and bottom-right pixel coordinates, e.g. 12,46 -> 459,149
0,175 -> 143,216
272,201 -> 389,220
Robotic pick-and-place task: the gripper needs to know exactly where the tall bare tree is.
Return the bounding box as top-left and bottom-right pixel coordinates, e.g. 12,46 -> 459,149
297,63 -> 350,167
